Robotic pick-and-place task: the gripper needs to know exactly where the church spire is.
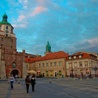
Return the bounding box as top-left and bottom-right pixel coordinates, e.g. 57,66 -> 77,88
45,41 -> 51,55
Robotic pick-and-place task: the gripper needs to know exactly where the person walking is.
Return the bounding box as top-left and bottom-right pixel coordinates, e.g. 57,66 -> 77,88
25,75 -> 31,93
9,74 -> 15,90
31,75 -> 36,92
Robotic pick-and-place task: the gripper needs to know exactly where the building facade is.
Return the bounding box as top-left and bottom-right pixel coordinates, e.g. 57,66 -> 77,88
66,52 -> 98,78
25,43 -> 98,78
0,14 -> 36,79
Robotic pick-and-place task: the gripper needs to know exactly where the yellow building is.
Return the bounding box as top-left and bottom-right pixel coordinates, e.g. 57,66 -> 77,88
25,51 -> 68,78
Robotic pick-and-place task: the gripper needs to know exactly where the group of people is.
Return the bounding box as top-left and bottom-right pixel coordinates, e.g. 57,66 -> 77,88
25,74 -> 36,93
8,74 -> 36,93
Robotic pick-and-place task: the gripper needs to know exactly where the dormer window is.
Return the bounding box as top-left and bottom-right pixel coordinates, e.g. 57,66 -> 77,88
69,56 -> 72,59
74,56 -> 76,59
79,55 -> 82,58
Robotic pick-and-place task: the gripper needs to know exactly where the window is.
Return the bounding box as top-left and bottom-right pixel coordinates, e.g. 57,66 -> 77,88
6,34 -> 8,37
79,55 -> 82,58
74,62 -> 77,68
6,26 -> 8,29
54,62 -> 56,66
69,56 -> 71,59
84,61 -> 88,67
42,63 -> 44,67
46,63 -> 48,67
79,61 -> 82,66
38,64 -> 41,68
58,61 -> 62,66
74,56 -> 76,59
6,30 -> 8,33
12,62 -> 16,68
50,62 -> 52,67
58,70 -> 62,76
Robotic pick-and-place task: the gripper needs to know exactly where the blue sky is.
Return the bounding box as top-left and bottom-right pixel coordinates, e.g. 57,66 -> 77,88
0,0 -> 98,55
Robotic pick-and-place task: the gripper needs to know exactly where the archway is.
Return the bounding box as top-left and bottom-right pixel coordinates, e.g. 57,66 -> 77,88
10,69 -> 19,77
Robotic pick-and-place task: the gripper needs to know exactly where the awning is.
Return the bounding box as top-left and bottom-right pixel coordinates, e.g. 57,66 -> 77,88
27,70 -> 36,74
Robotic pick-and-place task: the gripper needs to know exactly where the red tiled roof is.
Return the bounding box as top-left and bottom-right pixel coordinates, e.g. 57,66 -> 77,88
66,52 -> 91,60
25,51 -> 69,62
25,57 -> 41,63
73,52 -> 91,58
40,51 -> 68,61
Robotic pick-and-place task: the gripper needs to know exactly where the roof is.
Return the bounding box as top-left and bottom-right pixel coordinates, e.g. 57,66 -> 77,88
67,51 -> 96,60
25,57 -> 41,63
0,14 -> 12,26
25,51 -> 69,63
40,51 -> 68,61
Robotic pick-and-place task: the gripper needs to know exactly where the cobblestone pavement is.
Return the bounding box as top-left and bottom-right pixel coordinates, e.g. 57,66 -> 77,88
0,78 -> 98,98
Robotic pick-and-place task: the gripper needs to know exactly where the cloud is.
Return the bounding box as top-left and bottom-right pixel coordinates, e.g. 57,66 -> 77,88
17,15 -> 25,22
13,24 -> 26,28
31,6 -> 47,16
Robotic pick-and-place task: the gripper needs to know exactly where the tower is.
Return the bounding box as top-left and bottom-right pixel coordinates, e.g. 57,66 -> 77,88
0,14 -> 16,51
45,41 -> 51,55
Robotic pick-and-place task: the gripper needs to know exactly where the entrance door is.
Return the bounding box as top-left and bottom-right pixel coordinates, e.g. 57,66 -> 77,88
11,69 -> 19,77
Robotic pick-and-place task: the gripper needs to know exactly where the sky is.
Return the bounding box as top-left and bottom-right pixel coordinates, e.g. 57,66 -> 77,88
0,0 -> 98,56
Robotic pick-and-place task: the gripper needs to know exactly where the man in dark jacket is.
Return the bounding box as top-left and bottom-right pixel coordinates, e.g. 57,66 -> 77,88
31,75 -> 36,92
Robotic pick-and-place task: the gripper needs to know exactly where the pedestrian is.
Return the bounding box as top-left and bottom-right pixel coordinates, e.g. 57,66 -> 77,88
15,74 -> 18,82
9,74 -> 15,90
25,75 -> 31,93
31,75 -> 36,92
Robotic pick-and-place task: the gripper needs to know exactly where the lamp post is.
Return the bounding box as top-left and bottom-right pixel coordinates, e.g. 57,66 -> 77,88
94,67 -> 97,78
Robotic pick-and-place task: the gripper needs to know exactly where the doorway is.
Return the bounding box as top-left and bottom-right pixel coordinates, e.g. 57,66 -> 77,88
10,69 -> 19,77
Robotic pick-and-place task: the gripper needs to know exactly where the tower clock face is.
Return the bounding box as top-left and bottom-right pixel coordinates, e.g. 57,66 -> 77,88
12,62 -> 16,68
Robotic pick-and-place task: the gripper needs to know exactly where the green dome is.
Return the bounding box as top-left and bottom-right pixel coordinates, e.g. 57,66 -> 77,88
0,14 -> 11,25
3,14 -> 8,19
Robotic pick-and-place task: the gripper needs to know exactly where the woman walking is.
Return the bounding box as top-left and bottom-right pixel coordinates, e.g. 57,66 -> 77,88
31,75 -> 36,92
25,75 -> 31,93
9,74 -> 15,90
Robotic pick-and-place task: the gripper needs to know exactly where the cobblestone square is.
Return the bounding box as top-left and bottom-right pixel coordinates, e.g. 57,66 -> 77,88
0,78 -> 98,98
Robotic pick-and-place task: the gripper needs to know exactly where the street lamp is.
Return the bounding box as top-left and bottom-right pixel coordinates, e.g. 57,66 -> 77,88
94,67 -> 98,77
